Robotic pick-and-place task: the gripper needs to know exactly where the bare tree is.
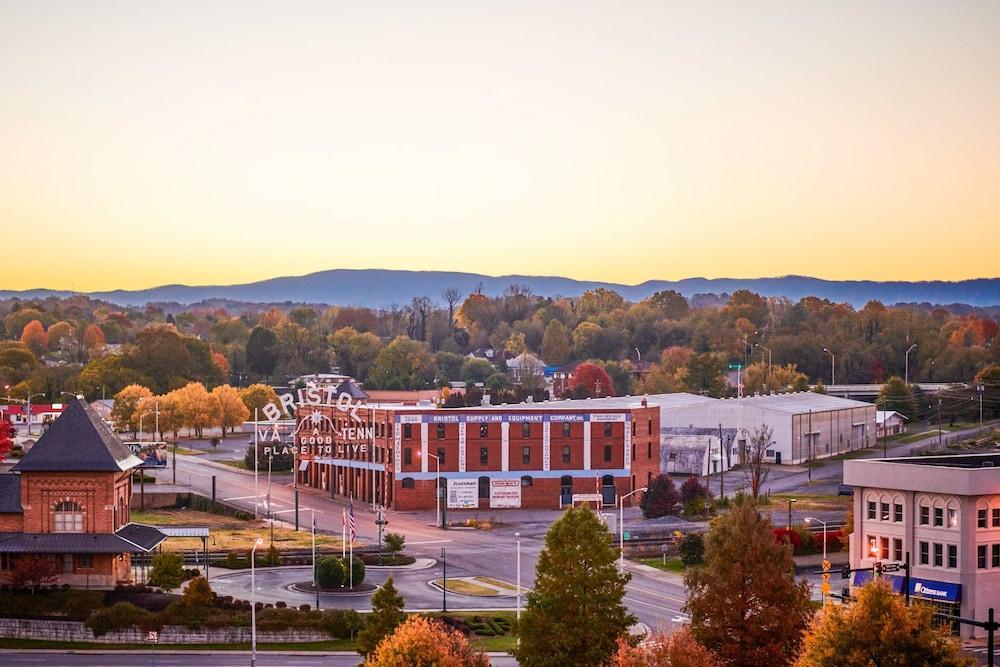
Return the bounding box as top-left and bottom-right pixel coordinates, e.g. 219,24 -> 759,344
409,297 -> 433,342
442,288 -> 462,330
742,424 -> 773,499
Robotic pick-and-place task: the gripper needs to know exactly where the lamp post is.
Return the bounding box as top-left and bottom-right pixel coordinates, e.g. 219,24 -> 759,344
250,536 -> 263,667
267,455 -> 274,547
905,344 -> 917,386
979,384 -> 985,433
805,517 -> 828,606
440,547 -> 447,612
253,408 -> 259,520
25,392 -> 44,436
787,498 -> 797,531
754,344 -> 772,390
618,487 -> 648,572
515,532 -> 522,622
739,330 -> 758,369
822,348 -> 835,386
310,508 -> 319,610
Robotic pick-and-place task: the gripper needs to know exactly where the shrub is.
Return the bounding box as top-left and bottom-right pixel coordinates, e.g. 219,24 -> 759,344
275,601 -> 286,609
265,545 -> 281,567
678,533 -> 705,566
299,604 -> 311,612
149,553 -> 185,592
347,556 -> 366,587
680,476 -> 712,504
182,576 -> 214,607
86,602 -> 159,637
323,608 -> 363,638
316,556 -> 346,589
640,474 -> 681,518
384,532 -> 405,557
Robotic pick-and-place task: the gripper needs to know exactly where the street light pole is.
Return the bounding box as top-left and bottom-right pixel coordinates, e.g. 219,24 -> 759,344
515,532 -> 522,623
441,547 -> 447,612
979,384 -> 985,433
421,451 -> 442,529
805,517 -> 828,606
618,487 -> 648,572
905,344 -> 917,386
754,344 -> 772,390
250,536 -> 263,667
253,408 -> 259,520
822,348 -> 835,386
25,392 -> 44,436
787,498 -> 797,531
310,508 -> 319,610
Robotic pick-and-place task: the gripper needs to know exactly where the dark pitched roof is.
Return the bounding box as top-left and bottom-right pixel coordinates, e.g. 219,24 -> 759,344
0,530 -> 163,554
11,399 -> 143,473
334,379 -> 369,401
0,475 -> 21,513
115,523 -> 168,551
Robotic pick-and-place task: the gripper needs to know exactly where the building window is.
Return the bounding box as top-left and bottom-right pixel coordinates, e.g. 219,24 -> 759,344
604,444 -> 612,462
480,424 -> 489,438
867,500 -> 877,520
920,505 -> 929,525
401,477 -> 415,489
993,508 -> 1000,527
647,442 -> 652,459
403,423 -> 412,439
77,554 -> 93,569
980,508 -> 989,528
919,541 -> 929,565
562,422 -> 570,438
879,536 -> 889,560
947,544 -> 958,568
0,554 -> 13,571
53,501 -> 83,533
521,475 -> 533,487
933,507 -> 944,527
403,448 -> 412,465
893,503 -> 903,523
436,423 -> 446,439
480,447 -> 488,465
933,543 -> 943,567
648,419 -> 653,434
478,476 -> 490,499
979,545 -> 988,569
521,423 -> 531,438
993,544 -> 1000,568
947,507 -> 958,528
522,446 -> 531,465
631,421 -> 636,436
879,501 -> 889,521
562,445 -> 571,464
893,538 -> 902,562
436,447 -> 445,465
603,423 -> 613,438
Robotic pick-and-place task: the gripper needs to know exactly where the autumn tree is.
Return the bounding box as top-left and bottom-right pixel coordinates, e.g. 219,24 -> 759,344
11,555 -> 59,593
174,382 -> 221,438
678,353 -> 727,397
367,336 -> 437,390
685,497 -> 812,667
111,384 -> 153,436
742,424 -> 773,499
46,321 -> 75,352
211,351 -> 231,381
609,627 -> 718,667
20,320 -> 48,356
149,552 -> 184,592
0,416 -> 15,460
211,384 -> 250,436
569,362 -> 615,398
647,289 -> 690,320
82,324 -> 106,357
330,327 -> 384,382
541,319 -> 570,365
182,575 -> 214,607
514,505 -> 635,667
240,383 -> 281,419
795,580 -> 971,667
640,474 -> 681,518
742,362 -> 809,395
356,576 -> 407,657
246,326 -> 279,379
364,616 -> 488,667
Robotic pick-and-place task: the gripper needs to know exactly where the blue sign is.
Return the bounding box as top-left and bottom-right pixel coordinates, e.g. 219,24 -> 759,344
910,577 -> 961,603
851,570 -> 904,592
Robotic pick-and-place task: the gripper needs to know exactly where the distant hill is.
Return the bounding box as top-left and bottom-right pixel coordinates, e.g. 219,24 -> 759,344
2,270 -> 998,308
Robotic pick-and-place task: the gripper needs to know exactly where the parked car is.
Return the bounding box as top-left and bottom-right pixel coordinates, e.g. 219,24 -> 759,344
837,484 -> 853,496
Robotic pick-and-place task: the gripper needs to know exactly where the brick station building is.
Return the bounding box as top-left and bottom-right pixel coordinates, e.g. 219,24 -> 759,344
294,397 -> 661,511
0,399 -> 166,587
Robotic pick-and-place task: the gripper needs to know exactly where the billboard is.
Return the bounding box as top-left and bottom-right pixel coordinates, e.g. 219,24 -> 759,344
126,442 -> 168,468
447,478 -> 478,509
490,478 -> 522,509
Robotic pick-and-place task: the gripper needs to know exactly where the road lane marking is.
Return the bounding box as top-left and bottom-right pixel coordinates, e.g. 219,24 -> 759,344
407,539 -> 453,545
625,584 -> 688,605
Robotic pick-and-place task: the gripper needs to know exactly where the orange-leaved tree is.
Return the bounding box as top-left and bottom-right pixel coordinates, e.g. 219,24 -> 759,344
20,320 -> 48,357
609,627 -> 718,667
569,362 -> 615,398
363,616 -> 488,667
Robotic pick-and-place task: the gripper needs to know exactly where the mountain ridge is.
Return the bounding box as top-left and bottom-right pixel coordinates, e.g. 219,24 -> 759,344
2,269 -> 998,308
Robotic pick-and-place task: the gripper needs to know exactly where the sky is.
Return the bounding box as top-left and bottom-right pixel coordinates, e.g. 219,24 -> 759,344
2,1 -> 999,292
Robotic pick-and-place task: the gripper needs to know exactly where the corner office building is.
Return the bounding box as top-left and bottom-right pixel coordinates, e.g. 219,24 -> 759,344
0,400 -> 166,587
845,453 -> 1000,637
294,398 -> 661,511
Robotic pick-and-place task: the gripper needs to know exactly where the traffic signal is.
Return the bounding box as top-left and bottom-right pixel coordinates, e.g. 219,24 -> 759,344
841,564 -> 851,579
874,561 -> 883,577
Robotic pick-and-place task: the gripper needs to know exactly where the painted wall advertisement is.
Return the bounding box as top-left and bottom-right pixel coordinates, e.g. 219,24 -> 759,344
490,478 -> 522,509
447,478 -> 478,509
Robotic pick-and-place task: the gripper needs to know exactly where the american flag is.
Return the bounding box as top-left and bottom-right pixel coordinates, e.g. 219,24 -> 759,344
349,501 -> 356,542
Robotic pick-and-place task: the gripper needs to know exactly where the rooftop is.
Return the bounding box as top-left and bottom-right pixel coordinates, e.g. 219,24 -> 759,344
716,391 -> 872,414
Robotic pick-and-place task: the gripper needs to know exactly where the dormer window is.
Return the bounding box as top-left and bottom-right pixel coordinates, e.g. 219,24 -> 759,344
54,501 -> 83,532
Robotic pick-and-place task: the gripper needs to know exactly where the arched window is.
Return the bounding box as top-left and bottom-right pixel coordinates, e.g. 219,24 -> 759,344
54,501 -> 83,533
478,476 -> 490,499
918,496 -> 931,526
521,475 -> 533,487
401,477 -> 415,489
947,500 -> 959,529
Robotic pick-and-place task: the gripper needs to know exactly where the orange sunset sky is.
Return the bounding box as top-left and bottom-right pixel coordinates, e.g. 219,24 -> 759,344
1,1 -> 998,292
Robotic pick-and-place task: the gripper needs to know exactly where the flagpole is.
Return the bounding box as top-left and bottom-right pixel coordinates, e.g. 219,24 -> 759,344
342,508 -> 346,559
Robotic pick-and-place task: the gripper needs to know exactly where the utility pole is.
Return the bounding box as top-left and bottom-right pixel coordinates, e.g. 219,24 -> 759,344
718,423 -> 725,497
979,384 -> 985,433
938,396 -> 943,450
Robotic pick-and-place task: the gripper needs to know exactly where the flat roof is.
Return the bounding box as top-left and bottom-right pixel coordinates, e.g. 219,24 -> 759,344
355,392 -> 714,413
714,391 -> 873,414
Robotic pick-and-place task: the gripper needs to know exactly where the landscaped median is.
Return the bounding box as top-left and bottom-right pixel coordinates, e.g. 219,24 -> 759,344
430,576 -> 524,597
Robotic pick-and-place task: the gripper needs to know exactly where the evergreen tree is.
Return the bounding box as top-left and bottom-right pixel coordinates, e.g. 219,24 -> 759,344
795,580 -> 972,667
877,376 -> 918,420
685,498 -> 812,666
356,576 -> 407,657
541,319 -> 570,365
514,505 -> 635,667
149,552 -> 184,593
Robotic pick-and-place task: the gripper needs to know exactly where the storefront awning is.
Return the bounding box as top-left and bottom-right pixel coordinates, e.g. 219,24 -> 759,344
851,570 -> 961,603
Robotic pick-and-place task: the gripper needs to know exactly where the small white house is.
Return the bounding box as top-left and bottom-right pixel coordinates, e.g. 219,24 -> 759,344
876,410 -> 908,438
661,427 -> 737,476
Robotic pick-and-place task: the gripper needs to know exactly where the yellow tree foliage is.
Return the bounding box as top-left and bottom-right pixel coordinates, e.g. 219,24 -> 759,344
609,628 -> 719,667
795,580 -> 972,667
111,384 -> 153,434
258,308 -> 286,329
212,384 -> 250,436
173,382 -> 222,438
46,321 -> 75,351
364,616 -> 488,667
20,320 -> 48,356
742,362 -> 809,395
240,383 -> 281,418
150,392 -> 183,439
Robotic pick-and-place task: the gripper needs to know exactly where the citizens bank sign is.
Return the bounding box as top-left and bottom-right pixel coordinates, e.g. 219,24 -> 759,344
257,387 -> 372,457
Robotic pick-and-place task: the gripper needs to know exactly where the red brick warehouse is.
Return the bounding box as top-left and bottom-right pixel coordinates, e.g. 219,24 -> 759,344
293,397 -> 660,512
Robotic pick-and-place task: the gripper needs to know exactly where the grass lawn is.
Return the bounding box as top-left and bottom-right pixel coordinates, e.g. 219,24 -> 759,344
433,578 -> 499,596
769,493 -> 850,512
130,509 -> 345,551
219,459 -> 249,470
0,638 -> 355,651
172,446 -> 205,456
898,429 -> 948,444
638,557 -> 685,573
474,576 -> 519,591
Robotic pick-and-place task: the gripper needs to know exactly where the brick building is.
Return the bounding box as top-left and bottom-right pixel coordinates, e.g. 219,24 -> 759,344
293,397 -> 661,511
0,399 -> 165,587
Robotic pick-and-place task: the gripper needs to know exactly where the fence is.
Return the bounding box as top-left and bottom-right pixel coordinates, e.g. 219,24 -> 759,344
0,617 -> 328,644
